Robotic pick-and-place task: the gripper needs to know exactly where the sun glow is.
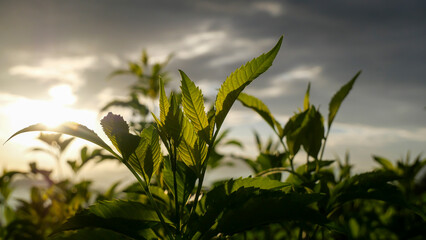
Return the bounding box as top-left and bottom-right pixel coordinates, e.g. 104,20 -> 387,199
0,86 -> 97,145
48,84 -> 77,106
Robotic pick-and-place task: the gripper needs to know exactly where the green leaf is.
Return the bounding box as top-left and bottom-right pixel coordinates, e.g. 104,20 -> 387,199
88,199 -> 173,225
373,155 -> 394,170
214,36 -> 283,131
283,107 -> 324,158
163,94 -> 207,169
191,177 -> 324,238
212,192 -> 327,237
328,71 -> 361,128
100,113 -> 140,161
188,177 -> 291,237
283,109 -> 309,156
5,122 -> 119,158
301,107 -> 324,159
304,82 -> 311,110
130,125 -> 162,181
237,92 -> 282,137
163,160 -> 197,206
164,93 -> 184,143
128,62 -> 142,76
329,170 -> 426,219
50,228 -> 138,240
107,69 -> 131,80
159,78 -> 170,124
52,210 -> 158,240
180,70 -> 210,142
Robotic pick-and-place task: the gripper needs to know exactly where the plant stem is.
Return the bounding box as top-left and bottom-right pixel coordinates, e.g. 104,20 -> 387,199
171,146 -> 181,235
289,155 -> 295,172
319,129 -> 330,162
186,131 -> 217,230
124,161 -> 175,240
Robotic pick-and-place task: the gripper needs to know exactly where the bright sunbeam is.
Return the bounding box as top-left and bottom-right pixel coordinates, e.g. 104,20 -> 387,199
48,84 -> 77,105
0,90 -> 97,141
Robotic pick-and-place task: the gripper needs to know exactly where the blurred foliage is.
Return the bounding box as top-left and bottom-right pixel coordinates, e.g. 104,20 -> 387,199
101,50 -> 173,132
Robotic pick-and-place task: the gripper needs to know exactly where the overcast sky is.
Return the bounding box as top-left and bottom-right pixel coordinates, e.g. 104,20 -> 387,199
0,0 -> 425,185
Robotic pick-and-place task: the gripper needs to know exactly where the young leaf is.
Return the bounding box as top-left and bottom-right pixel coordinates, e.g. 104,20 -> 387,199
162,93 -> 207,170
180,70 -> 210,142
164,93 -> 184,143
283,110 -> 309,156
237,92 -> 283,137
6,122 -> 119,158
328,71 -> 361,128
132,125 -> 163,182
214,36 -> 283,131
301,107 -> 324,159
176,118 -> 207,170
373,155 -> 395,171
159,78 -> 170,123
100,113 -> 140,161
304,82 -> 311,110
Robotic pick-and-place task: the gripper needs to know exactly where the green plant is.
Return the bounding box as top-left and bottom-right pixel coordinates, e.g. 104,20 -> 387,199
5,35 -> 425,239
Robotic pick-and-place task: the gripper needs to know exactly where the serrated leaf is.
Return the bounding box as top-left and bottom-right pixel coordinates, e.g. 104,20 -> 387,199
176,116 -> 207,170
6,122 -> 118,158
328,71 -> 361,128
180,70 -> 210,142
214,36 -> 283,131
100,113 -> 140,161
88,199 -> 173,225
212,193 -> 327,237
130,125 -> 163,181
159,78 -> 170,123
163,94 -> 207,169
237,92 -> 282,136
191,177 -> 323,238
164,93 -> 183,143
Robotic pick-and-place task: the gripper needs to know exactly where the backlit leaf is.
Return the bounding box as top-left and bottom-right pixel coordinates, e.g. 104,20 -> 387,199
328,71 -> 361,128
180,70 -> 210,142
373,155 -> 394,170
131,125 -> 162,181
100,113 -> 140,161
6,122 -> 118,158
304,82 -> 311,110
214,36 -> 283,130
89,199 -> 173,224
159,78 -> 170,123
237,92 -> 282,136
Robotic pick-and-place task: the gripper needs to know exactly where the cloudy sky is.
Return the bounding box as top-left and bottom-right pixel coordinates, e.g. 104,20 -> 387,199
0,0 -> 425,185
